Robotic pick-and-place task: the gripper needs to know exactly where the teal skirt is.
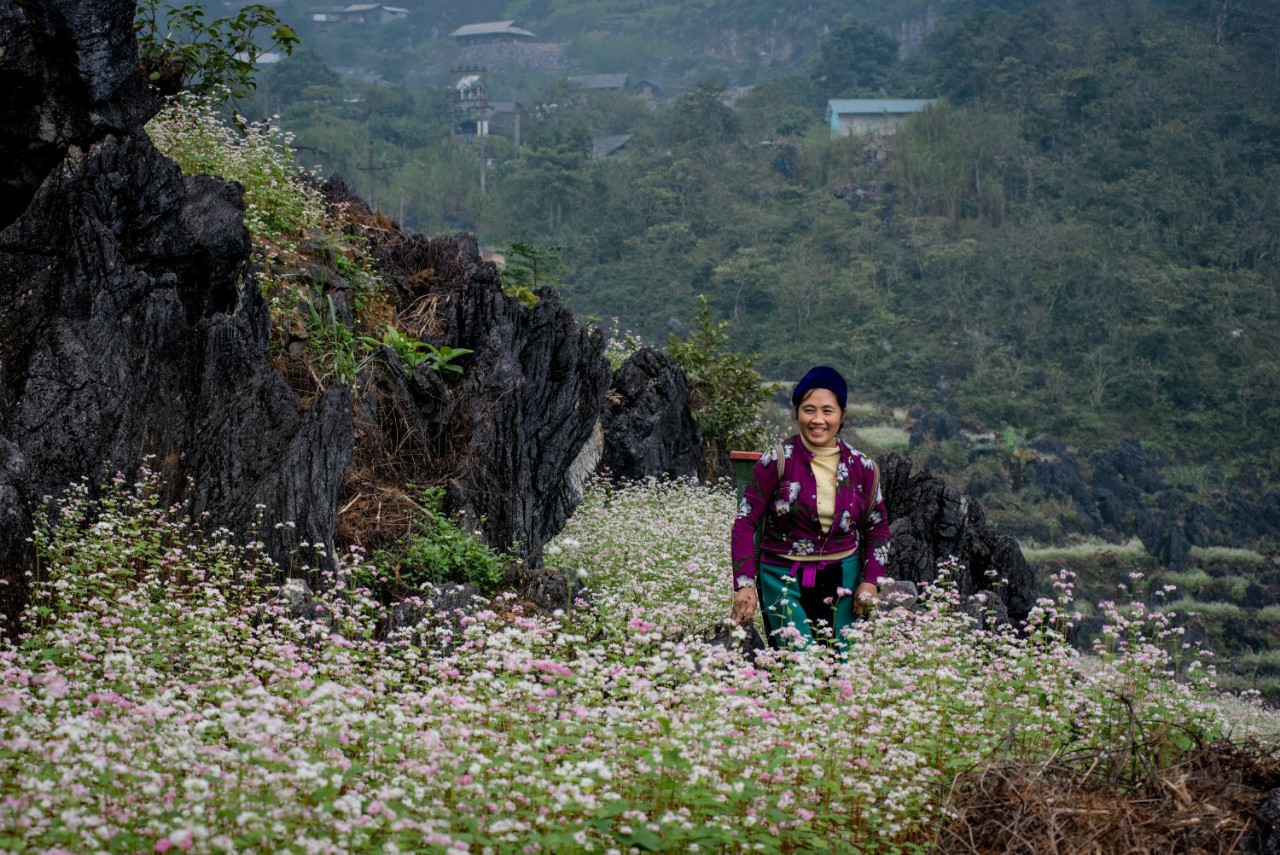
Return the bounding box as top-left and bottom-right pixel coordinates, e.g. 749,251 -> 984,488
759,555 -> 862,652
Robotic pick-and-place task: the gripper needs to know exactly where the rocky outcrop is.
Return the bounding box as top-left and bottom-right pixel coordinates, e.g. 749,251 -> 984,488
599,347 -> 702,482
911,407 -> 1280,568
0,440 -> 32,636
881,453 -> 1035,625
1029,438 -> 1280,570
0,1 -> 153,229
0,0 -> 610,630
337,195 -> 612,569
0,0 -> 352,631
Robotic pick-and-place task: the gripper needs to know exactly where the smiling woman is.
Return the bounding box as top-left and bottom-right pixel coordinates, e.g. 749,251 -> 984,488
730,365 -> 891,651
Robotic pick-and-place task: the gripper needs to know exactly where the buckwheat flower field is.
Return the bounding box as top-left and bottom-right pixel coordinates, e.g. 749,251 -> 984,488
0,472 -> 1272,853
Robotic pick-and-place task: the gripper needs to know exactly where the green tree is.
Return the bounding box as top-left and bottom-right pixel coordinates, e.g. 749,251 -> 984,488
811,20 -> 899,98
135,0 -> 299,100
500,241 -> 565,306
261,47 -> 338,105
658,83 -> 741,150
666,296 -> 774,461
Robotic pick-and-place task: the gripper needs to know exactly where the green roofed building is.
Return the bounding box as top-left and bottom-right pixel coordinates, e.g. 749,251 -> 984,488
827,99 -> 933,137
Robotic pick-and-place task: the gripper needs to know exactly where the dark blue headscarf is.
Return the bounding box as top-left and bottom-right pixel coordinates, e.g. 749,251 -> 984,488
791,365 -> 848,410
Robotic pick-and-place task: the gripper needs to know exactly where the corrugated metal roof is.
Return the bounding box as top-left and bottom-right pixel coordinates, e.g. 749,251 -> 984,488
448,21 -> 536,38
568,73 -> 629,90
592,134 -> 632,159
827,99 -> 933,115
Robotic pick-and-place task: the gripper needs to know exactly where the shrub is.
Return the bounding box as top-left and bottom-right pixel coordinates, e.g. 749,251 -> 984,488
667,295 -> 774,455
135,0 -> 298,101
369,486 -> 509,594
1254,604 -> 1280,623
146,91 -> 324,246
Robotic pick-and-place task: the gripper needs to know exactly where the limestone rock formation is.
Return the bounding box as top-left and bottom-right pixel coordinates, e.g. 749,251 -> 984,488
599,347 -> 703,483
0,0 -> 610,630
880,453 -> 1036,625
0,0 -> 352,631
336,189 -> 613,569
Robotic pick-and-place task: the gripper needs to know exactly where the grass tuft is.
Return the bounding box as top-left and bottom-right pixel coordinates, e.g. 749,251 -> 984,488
1021,537 -> 1146,562
1189,545 -> 1267,565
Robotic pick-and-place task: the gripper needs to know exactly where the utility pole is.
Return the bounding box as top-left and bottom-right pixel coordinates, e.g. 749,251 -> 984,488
451,65 -> 493,196
356,141 -> 385,209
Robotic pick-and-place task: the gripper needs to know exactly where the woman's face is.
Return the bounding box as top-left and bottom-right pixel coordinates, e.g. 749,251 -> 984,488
796,388 -> 843,448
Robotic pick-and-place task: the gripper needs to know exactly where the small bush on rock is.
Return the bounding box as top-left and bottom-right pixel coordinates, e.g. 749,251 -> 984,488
146,91 -> 324,248
368,486 -> 509,595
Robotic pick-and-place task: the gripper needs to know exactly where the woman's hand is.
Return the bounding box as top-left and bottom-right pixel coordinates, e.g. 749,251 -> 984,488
731,586 -> 758,625
853,581 -> 879,618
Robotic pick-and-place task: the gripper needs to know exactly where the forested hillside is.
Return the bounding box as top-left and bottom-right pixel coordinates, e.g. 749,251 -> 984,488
249,0 -> 1280,472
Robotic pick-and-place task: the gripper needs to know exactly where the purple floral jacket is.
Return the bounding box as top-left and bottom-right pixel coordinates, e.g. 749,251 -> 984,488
731,435 -> 891,588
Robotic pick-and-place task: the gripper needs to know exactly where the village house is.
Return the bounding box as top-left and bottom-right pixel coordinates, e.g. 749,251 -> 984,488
308,4 -> 409,24
447,21 -> 538,45
827,98 -> 933,136
567,73 -> 629,92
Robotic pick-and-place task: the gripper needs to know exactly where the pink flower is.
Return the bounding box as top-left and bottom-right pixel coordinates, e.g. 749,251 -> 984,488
44,673 -> 68,698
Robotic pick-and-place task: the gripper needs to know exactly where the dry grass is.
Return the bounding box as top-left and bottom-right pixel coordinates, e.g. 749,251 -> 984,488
940,739 -> 1280,854
322,195 -> 495,555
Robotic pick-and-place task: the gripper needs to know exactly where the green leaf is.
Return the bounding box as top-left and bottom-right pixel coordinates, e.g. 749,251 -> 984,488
622,827 -> 662,851
107,831 -> 148,852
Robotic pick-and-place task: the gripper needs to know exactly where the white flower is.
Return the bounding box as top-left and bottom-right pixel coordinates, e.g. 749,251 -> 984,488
790,539 -> 816,556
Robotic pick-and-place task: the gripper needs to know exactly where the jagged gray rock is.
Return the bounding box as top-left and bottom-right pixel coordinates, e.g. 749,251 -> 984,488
0,0 -> 610,629
880,453 -> 1035,625
0,0 -> 350,620
0,0 -> 153,229
599,347 -> 703,482
347,208 -> 613,568
0,440 -> 32,636
520,564 -> 593,615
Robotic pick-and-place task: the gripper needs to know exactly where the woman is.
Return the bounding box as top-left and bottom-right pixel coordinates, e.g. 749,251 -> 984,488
730,365 -> 891,650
